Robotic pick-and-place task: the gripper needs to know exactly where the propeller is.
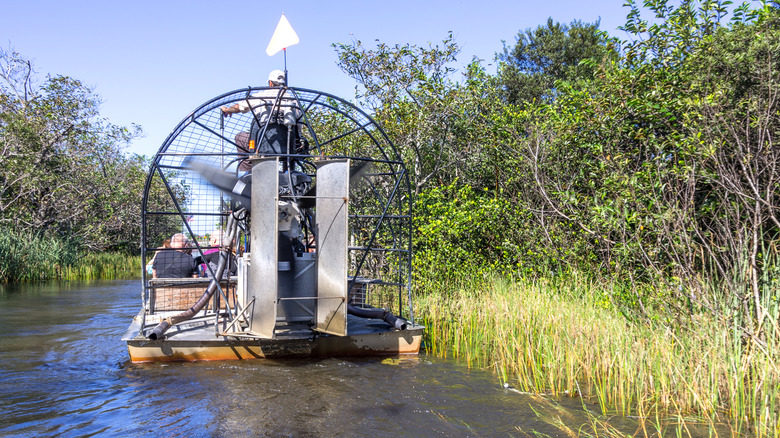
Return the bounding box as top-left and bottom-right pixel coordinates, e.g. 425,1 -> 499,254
184,158 -> 252,210
183,157 -> 372,212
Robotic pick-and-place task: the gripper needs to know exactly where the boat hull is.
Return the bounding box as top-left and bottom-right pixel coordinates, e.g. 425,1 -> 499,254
123,310 -> 423,363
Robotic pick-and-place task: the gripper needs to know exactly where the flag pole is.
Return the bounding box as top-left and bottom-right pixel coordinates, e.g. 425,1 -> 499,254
266,13 -> 298,87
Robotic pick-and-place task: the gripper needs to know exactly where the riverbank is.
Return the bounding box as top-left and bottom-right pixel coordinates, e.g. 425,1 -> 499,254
61,252 -> 142,280
0,235 -> 140,284
0,225 -> 141,283
417,274 -> 779,436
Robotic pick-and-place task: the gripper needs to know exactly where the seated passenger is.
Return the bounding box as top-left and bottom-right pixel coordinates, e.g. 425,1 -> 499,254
152,233 -> 199,278
202,229 -> 237,279
146,238 -> 171,275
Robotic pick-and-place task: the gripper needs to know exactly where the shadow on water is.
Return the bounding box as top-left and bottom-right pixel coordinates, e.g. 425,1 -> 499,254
0,280 -> 735,437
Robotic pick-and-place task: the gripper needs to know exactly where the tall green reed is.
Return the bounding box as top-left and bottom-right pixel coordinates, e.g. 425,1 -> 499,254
62,252 -> 142,280
0,227 -> 79,282
0,227 -> 141,283
417,272 -> 779,436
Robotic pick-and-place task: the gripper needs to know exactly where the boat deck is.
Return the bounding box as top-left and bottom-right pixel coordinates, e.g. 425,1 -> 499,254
123,309 -> 424,362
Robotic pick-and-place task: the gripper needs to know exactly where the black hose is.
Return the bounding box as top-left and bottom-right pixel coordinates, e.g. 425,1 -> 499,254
347,304 -> 407,331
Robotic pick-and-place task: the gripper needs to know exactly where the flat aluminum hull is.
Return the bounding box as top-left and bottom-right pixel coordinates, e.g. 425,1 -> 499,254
123,310 -> 423,363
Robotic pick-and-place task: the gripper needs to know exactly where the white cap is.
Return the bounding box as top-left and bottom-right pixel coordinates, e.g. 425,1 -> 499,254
268,70 -> 285,85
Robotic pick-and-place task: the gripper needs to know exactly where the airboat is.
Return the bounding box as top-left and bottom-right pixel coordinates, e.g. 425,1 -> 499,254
122,79 -> 423,362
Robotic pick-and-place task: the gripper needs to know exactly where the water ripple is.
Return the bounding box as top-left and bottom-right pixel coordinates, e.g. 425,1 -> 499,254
0,280 -> 604,437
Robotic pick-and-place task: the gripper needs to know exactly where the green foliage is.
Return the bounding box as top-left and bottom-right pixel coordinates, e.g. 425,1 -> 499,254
0,226 -> 141,283
335,36 -> 504,194
413,183 -> 584,291
62,252 -> 142,280
337,4 -> 780,327
497,17 -> 617,104
334,33 -> 460,112
414,184 -> 518,289
619,0 -> 761,68
0,48 -> 148,253
331,0 -> 779,335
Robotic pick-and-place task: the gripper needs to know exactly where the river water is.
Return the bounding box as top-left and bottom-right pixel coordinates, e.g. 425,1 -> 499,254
0,279 -> 660,437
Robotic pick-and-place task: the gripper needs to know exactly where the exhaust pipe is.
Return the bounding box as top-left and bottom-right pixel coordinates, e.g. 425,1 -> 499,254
347,304 -> 407,330
148,319 -> 170,341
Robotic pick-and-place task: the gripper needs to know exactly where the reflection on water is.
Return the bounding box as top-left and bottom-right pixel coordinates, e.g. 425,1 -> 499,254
0,280 -> 709,437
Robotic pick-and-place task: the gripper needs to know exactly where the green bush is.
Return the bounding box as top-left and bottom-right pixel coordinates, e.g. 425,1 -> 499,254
413,183 -> 567,291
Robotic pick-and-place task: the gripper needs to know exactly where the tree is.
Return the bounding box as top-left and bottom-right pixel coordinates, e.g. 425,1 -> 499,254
334,34 -> 503,193
0,48 -> 151,252
497,18 -> 615,105
501,0 -> 779,339
685,6 -> 780,332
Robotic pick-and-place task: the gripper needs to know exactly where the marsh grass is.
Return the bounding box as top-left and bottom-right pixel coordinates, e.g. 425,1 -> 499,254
418,273 -> 779,436
0,228 -> 79,282
62,252 -> 142,280
0,227 -> 141,282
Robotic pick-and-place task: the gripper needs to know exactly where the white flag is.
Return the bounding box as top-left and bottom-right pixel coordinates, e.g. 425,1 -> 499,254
266,14 -> 299,56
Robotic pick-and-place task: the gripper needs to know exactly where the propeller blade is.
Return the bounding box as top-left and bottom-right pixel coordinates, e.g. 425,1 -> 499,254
184,158 -> 371,212
184,158 -> 252,210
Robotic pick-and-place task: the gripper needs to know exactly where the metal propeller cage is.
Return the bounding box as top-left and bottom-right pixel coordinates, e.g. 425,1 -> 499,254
140,86 -> 414,327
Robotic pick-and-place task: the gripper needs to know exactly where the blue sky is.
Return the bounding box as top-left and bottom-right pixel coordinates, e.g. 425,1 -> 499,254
1,0 -> 632,157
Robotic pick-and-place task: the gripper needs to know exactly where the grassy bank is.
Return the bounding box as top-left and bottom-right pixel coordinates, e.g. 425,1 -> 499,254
62,252 -> 142,280
0,227 -> 141,283
417,274 -> 779,436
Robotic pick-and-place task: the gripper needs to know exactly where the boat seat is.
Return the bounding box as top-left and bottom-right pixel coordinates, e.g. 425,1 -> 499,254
148,277 -> 238,312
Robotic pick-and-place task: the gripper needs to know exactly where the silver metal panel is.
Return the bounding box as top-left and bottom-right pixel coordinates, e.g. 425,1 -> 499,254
248,157 -> 278,338
277,252 -> 316,322
314,159 -> 349,336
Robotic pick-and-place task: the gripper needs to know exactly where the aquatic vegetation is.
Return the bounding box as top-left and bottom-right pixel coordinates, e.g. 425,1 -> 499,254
418,273 -> 780,436
62,252 -> 142,281
0,227 -> 79,282
0,227 -> 140,283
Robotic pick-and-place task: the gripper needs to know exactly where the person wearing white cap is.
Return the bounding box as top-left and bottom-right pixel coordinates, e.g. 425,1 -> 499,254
267,69 -> 286,86
221,70 -> 305,170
